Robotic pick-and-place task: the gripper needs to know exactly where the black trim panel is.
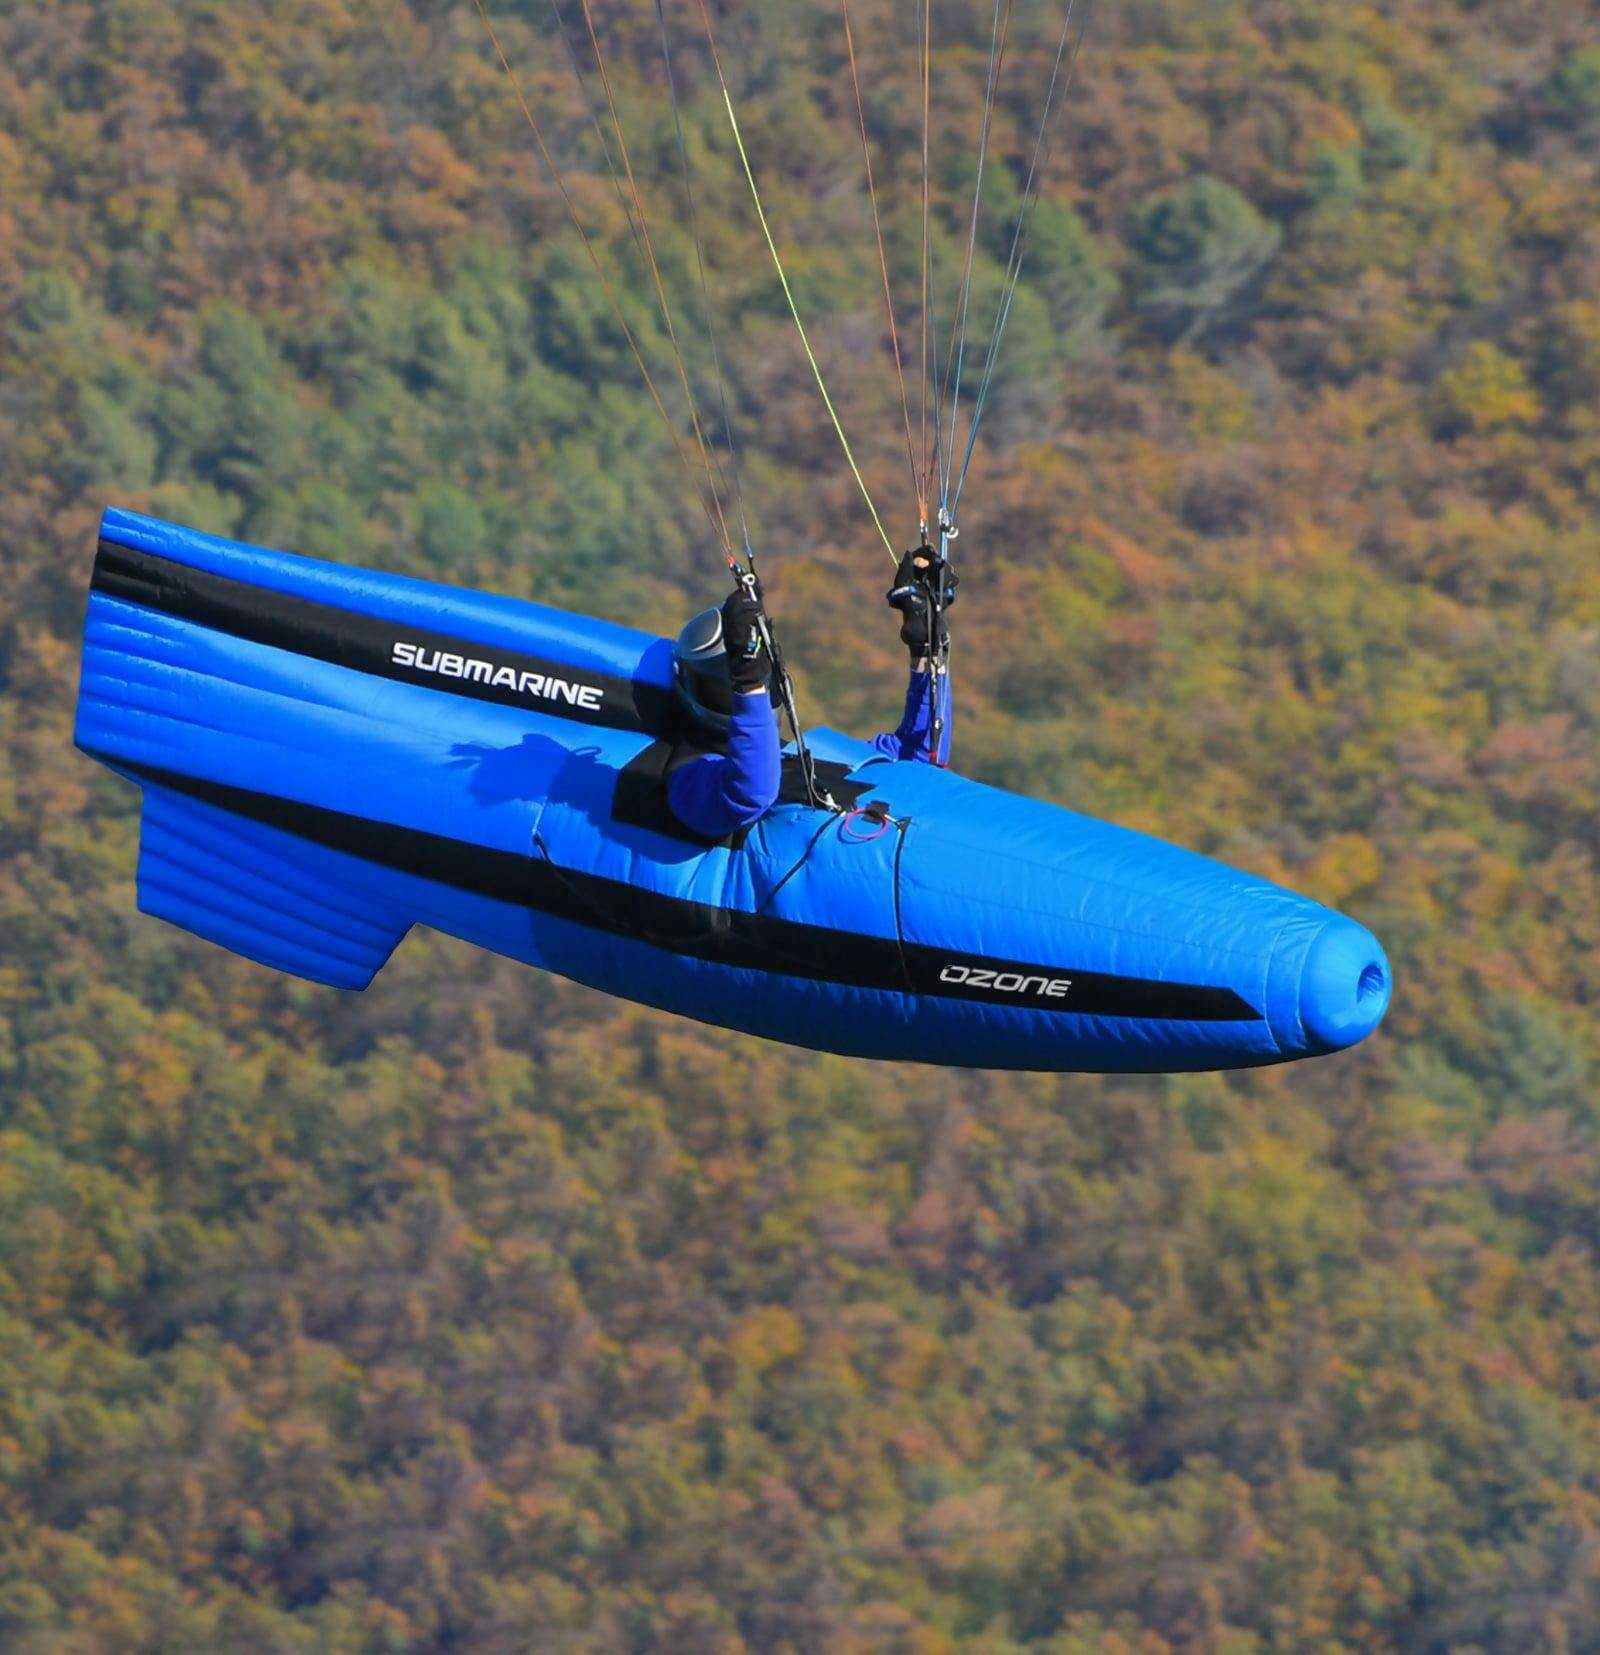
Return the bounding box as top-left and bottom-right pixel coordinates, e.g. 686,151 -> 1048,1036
100,756 -> 1261,1022
92,538 -> 679,734
611,739 -> 873,849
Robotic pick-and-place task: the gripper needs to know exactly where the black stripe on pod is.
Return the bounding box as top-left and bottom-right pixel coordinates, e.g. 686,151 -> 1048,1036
99,756 -> 1260,1023
91,538 -> 680,734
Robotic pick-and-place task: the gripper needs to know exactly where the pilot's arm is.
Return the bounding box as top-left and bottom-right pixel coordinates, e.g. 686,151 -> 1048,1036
668,589 -> 782,837
874,549 -> 955,767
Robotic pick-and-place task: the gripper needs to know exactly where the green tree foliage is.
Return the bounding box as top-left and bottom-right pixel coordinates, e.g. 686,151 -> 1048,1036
1005,200 -> 1118,349
2,0 -> 1600,1646
1546,46 -> 1600,130
1130,177 -> 1282,344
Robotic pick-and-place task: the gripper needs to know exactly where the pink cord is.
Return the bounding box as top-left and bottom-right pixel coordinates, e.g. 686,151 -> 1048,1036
840,808 -> 891,843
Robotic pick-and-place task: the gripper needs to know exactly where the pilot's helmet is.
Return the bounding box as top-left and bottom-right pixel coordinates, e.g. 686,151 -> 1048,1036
672,606 -> 735,736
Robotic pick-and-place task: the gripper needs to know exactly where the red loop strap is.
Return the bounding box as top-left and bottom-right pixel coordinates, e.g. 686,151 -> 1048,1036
840,808 -> 891,843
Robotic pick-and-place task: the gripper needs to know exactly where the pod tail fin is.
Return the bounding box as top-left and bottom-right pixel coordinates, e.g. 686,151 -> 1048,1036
134,784 -> 411,990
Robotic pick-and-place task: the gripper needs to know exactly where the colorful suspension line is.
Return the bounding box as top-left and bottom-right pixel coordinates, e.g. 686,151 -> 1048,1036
938,0 -> 1014,522
840,0 -> 921,529
655,0 -> 753,557
470,0 -> 732,556
547,0 -> 646,269
555,0 -> 740,548
692,0 -> 896,558
574,0 -> 734,554
952,0 -> 1096,519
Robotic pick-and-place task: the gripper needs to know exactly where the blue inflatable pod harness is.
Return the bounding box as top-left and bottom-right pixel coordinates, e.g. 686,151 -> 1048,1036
75,508 -> 1392,1072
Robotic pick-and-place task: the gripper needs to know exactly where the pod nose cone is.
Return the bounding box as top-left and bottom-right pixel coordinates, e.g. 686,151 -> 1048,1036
1298,916 -> 1391,1053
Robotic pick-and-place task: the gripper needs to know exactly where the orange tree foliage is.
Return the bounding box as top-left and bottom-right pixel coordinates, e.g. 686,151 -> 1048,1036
2,0 -> 1599,1648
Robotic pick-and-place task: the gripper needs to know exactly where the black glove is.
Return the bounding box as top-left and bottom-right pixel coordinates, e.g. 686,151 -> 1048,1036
887,549 -> 957,660
722,585 -> 770,694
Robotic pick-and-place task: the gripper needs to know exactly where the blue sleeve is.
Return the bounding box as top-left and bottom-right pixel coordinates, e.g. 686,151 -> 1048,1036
668,691 -> 782,838
872,666 -> 952,766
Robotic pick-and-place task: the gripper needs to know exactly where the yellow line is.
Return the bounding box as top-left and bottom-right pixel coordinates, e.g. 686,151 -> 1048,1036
717,86 -> 896,559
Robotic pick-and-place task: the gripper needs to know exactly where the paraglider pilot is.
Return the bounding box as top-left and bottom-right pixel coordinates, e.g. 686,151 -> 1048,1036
668,549 -> 955,840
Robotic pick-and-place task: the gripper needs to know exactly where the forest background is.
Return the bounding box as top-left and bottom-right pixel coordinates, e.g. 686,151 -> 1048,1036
2,0 -> 1599,1648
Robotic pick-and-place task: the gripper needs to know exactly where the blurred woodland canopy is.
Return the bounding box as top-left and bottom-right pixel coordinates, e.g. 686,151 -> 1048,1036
2,0 -> 1600,1647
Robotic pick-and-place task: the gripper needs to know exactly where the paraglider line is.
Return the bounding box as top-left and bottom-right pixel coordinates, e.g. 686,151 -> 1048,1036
841,0 -> 922,528
470,0 -> 732,555
953,0 -> 1095,518
693,0 -> 896,558
575,0 -> 734,554
918,0 -> 933,524
939,0 -> 1014,514
655,0 -> 753,556
546,0 -> 647,269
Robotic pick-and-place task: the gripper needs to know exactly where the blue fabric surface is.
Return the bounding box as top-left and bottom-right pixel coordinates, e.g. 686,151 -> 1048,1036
667,691 -> 784,839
